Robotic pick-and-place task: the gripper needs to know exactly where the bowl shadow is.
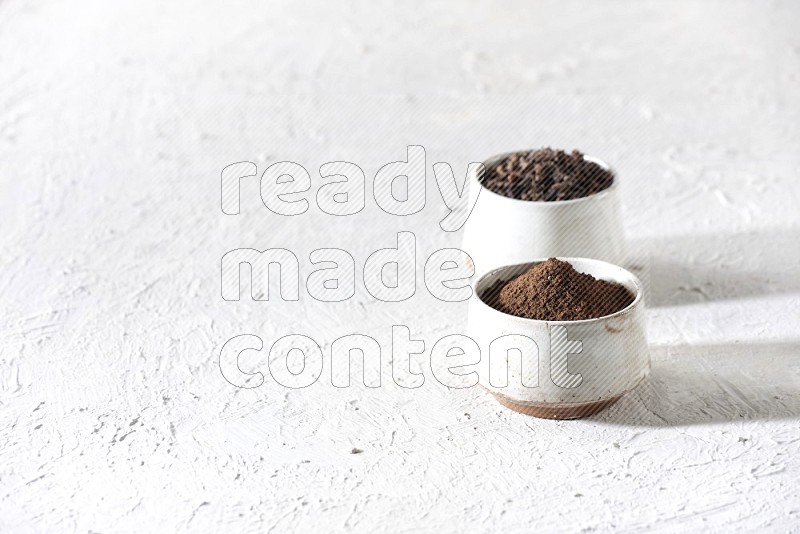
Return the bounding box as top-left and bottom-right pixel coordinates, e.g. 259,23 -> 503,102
592,342 -> 800,426
627,227 -> 800,307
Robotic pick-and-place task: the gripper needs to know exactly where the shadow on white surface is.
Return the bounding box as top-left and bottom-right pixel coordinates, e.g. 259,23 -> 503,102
634,227 -> 800,307
594,342 -> 800,426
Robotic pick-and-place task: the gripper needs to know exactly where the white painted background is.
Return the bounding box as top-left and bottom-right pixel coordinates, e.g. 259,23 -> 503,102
2,0 -> 799,532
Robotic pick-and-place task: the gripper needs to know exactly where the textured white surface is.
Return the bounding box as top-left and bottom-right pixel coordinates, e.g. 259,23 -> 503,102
2,0 -> 800,532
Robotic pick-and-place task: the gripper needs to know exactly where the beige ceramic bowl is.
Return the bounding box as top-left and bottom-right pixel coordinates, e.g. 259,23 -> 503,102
468,257 -> 649,419
462,152 -> 626,276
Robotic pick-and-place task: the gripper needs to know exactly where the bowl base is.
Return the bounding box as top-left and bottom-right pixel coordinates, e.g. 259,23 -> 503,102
490,391 -> 622,420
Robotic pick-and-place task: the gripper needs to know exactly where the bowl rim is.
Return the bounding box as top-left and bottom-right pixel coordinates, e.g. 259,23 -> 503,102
470,151 -> 618,207
471,257 -> 644,325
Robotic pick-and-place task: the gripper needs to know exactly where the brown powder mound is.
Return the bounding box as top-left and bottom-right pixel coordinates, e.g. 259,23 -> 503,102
484,258 -> 635,321
481,148 -> 613,201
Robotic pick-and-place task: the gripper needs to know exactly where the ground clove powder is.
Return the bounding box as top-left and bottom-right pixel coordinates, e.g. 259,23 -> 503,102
484,258 -> 634,321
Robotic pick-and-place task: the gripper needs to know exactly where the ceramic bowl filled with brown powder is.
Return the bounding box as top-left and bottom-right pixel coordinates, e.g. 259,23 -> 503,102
462,149 -> 626,276
468,257 -> 649,419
